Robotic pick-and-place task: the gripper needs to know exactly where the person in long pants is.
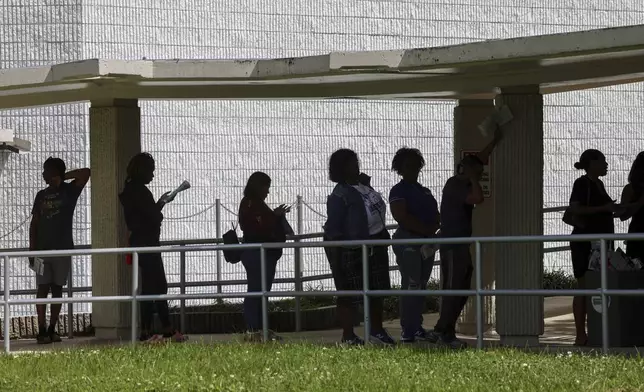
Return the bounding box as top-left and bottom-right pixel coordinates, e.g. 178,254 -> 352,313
238,171 -> 291,342
119,152 -> 186,343
389,148 -> 440,343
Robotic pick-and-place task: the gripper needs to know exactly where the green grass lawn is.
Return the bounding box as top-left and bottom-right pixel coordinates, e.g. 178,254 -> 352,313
0,343 -> 642,391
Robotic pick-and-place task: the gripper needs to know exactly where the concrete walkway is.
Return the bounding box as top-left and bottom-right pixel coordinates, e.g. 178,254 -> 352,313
9,296 -> 631,355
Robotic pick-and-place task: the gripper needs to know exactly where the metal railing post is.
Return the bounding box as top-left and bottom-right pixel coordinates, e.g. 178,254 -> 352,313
362,245 -> 370,341
66,264 -> 74,339
131,252 -> 139,345
600,239 -> 609,354
215,199 -> 222,294
260,246 -> 269,342
4,256 -> 10,353
180,246 -> 186,333
475,241 -> 483,349
294,195 -> 303,332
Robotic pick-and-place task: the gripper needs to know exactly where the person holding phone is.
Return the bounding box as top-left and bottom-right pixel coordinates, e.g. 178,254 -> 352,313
389,147 -> 440,343
238,171 -> 291,342
566,149 -> 617,346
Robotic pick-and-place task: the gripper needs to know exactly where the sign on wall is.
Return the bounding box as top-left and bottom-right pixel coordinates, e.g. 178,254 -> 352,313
460,150 -> 491,198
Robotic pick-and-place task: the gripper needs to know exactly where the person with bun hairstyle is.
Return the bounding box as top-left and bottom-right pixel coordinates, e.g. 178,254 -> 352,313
566,149 -> 617,346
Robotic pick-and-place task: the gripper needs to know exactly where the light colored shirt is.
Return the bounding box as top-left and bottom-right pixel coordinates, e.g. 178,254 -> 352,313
352,184 -> 386,235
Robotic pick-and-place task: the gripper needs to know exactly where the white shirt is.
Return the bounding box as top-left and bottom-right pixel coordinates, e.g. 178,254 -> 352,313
352,184 -> 386,235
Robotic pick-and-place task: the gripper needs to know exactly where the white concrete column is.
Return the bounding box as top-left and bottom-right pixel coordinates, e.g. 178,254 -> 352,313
452,99 -> 496,336
89,99 -> 141,340
494,86 -> 544,346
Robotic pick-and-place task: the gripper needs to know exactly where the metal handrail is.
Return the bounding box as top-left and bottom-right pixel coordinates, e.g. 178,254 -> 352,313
0,205 -> 573,339
0,232 -> 636,354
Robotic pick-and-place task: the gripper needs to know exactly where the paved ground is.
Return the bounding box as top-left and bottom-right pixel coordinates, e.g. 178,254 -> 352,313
5,297 -> 633,355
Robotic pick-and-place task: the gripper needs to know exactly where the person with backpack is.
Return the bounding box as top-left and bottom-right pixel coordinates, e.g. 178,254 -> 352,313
564,149 -> 618,346
238,171 -> 291,342
323,149 -> 395,346
119,152 -> 186,343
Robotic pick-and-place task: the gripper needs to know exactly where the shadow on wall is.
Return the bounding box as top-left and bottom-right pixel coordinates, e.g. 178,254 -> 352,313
0,152 -> 8,177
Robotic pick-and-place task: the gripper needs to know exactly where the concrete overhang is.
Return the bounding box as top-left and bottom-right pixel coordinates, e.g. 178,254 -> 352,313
2,24 -> 644,109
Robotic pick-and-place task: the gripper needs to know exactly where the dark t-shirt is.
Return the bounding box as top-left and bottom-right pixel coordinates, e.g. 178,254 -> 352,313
388,180 -> 439,235
32,182 -> 82,250
119,181 -> 163,246
440,176 -> 474,239
569,176 -> 614,234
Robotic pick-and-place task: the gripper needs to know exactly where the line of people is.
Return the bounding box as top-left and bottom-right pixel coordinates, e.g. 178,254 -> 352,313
235,128 -> 504,346
28,123 -> 505,347
565,149 -> 644,347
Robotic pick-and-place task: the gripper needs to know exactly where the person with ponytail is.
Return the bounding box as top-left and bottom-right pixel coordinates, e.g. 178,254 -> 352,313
566,149 -> 617,346
119,152 -> 186,343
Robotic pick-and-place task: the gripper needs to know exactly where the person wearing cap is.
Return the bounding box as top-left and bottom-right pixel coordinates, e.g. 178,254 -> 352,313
427,127 -> 503,349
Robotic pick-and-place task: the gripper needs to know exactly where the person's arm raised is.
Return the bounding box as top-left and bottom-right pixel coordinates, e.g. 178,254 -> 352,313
65,168 -> 91,189
476,126 -> 504,165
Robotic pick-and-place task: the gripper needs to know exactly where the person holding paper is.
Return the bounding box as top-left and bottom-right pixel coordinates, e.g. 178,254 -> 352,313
238,171 -> 292,342
119,152 -> 186,343
427,127 -> 503,349
29,157 -> 90,344
389,147 -> 440,343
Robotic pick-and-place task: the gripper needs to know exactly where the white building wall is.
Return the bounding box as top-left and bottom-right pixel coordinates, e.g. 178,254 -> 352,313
1,0 -> 644,316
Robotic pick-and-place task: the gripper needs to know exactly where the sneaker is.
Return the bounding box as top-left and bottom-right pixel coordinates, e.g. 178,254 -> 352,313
340,335 -> 365,346
425,329 -> 442,344
36,332 -> 52,345
144,334 -> 164,344
438,334 -> 468,349
369,329 -> 396,346
48,326 -> 62,343
267,330 -> 283,342
401,328 -> 430,343
164,331 -> 188,343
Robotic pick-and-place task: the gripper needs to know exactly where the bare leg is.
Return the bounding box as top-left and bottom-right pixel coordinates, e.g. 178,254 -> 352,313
337,302 -> 356,339
369,298 -> 384,332
49,285 -> 63,330
36,284 -> 50,333
573,276 -> 588,345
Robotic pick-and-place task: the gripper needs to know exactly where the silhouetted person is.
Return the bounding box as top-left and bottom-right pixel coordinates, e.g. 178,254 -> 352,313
119,152 -> 186,343
428,128 -> 503,349
567,149 -> 616,346
323,149 -> 394,346
619,152 -> 644,261
30,157 -> 90,344
238,171 -> 291,342
389,147 -> 440,343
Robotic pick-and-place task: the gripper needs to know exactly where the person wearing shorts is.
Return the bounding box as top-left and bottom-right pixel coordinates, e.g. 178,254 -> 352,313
428,127 -> 503,349
29,157 -> 90,344
323,148 -> 394,346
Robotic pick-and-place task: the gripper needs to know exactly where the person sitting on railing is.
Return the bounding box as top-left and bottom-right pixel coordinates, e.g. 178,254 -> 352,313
29,157 -> 90,345
238,171 -> 292,342
567,149 -> 618,346
427,127 -> 503,349
619,152 -> 644,261
389,147 -> 440,343
119,152 -> 186,343
323,148 -> 395,346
